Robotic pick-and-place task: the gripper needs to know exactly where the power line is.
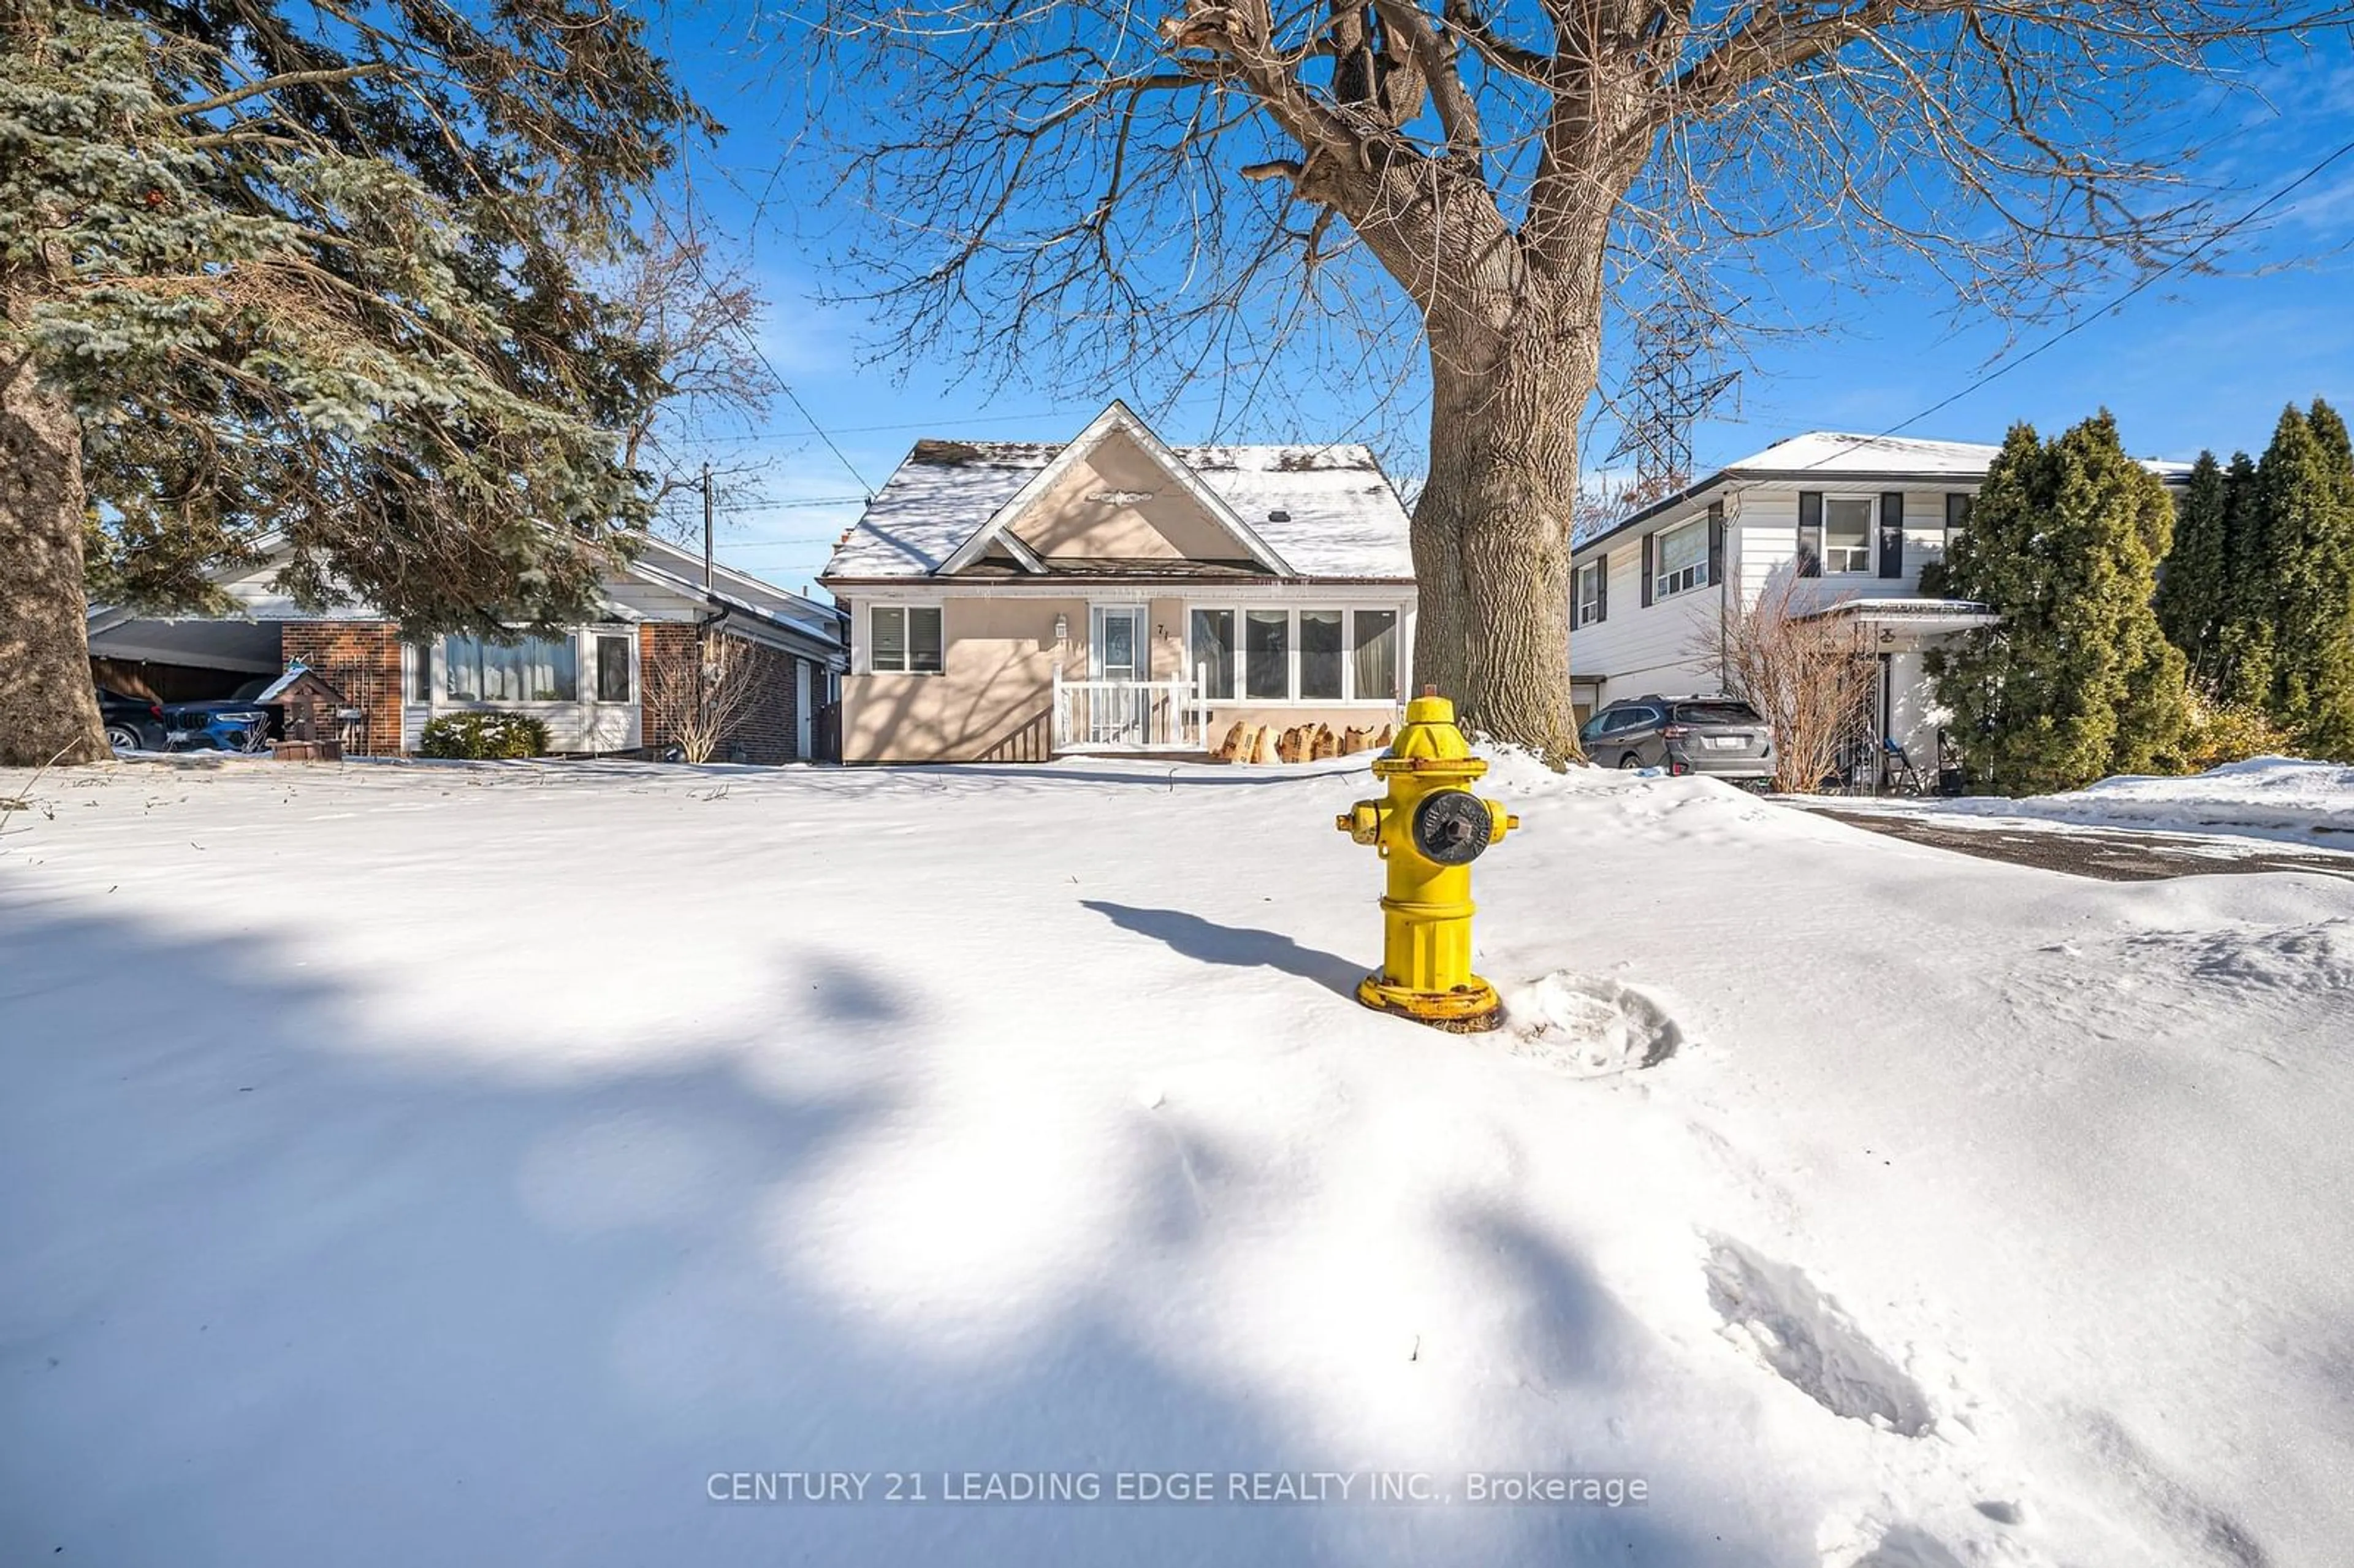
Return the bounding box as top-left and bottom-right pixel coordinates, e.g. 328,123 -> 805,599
668,178 -> 877,497
1873,133 -> 2354,445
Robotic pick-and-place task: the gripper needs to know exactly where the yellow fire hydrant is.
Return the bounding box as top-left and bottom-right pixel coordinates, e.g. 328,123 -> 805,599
1334,688 -> 1519,1032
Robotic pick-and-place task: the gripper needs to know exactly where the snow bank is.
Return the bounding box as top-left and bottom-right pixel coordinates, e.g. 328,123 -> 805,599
3,752 -> 2352,1567
1883,756 -> 2354,847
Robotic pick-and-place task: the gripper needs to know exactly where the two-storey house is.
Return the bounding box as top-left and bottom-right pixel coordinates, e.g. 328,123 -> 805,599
1567,432 -> 2192,769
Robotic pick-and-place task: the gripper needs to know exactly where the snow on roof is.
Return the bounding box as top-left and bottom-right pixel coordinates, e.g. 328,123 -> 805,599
1724,432 -> 2008,478
1726,430 -> 2193,482
1575,429 -> 2201,558
822,438 -> 1414,580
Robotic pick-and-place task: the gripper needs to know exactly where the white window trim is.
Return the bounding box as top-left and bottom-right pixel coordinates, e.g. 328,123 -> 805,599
867,603 -> 945,676
1822,495 -> 1876,576
589,629 -> 639,706
1574,560 -> 1603,628
1651,516 -> 1711,601
1185,603 -> 1406,707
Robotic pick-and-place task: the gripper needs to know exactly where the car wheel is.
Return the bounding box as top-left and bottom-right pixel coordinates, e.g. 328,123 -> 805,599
104,723 -> 141,753
1617,752 -> 1642,769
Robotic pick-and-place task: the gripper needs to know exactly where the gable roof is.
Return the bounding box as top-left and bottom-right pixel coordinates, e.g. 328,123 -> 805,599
1572,430 -> 2198,563
86,532 -> 844,662
822,405 -> 1415,582
935,400 -> 1289,576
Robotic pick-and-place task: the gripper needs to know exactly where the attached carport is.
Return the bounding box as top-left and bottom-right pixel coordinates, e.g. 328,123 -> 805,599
87,615 -> 284,702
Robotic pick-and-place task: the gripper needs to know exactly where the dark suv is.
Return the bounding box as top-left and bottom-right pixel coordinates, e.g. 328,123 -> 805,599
1580,696 -> 1774,783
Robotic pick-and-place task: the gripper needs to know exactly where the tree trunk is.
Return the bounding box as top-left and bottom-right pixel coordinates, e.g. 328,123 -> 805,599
1410,303 -> 1594,756
0,324 -> 107,768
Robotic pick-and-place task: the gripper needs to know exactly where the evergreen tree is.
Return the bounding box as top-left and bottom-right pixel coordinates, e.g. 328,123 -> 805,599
1930,413 -> 2190,793
2155,451 -> 2230,685
2261,400 -> 2354,758
1,1 -> 704,764
2212,451 -> 2272,709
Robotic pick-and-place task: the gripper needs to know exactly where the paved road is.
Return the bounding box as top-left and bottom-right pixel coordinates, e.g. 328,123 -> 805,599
1805,807 -> 2354,883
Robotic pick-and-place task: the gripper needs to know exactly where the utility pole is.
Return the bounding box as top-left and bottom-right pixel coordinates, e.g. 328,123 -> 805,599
696,462 -> 714,739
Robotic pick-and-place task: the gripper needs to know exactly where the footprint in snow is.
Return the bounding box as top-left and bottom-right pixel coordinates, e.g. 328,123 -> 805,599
1704,1235 -> 1935,1438
1498,971 -> 1683,1078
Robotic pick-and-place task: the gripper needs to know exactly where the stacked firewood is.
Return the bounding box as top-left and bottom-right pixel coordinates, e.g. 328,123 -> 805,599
1212,720 -> 1393,764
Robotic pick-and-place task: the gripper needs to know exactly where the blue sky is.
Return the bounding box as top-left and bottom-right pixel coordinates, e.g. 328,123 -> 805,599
641,12 -> 2354,599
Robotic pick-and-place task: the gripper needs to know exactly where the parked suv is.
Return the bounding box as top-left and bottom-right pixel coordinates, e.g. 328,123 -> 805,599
1579,696 -> 1774,783
163,677 -> 280,753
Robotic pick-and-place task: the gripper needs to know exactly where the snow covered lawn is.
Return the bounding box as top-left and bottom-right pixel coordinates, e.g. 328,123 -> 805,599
4,754 -> 2352,1566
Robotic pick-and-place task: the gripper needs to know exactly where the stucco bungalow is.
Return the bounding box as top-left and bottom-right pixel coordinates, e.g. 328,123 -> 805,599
819,402 -> 1417,764
86,534 -> 845,763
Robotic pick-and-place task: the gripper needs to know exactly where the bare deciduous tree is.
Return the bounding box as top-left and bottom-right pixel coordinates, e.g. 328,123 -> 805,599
601,215 -> 778,538
790,0 -> 2343,751
1693,569 -> 1877,793
644,631 -> 764,764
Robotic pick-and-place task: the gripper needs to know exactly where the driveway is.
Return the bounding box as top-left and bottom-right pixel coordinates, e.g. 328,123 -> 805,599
1800,804 -> 2354,882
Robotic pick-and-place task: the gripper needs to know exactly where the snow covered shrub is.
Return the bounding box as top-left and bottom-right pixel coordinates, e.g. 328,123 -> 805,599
418,712 -> 549,759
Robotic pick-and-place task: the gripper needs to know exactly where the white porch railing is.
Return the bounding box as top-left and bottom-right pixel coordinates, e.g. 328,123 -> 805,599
1051,668 -> 1209,753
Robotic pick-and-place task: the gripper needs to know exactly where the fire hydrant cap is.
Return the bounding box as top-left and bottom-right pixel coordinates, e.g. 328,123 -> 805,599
1376,690 -> 1481,773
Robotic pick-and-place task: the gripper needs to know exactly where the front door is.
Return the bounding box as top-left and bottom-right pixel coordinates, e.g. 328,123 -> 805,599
1089,606 -> 1145,745
794,659 -> 813,761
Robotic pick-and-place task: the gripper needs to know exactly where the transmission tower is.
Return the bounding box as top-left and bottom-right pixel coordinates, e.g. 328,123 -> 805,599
1606,303 -> 1740,501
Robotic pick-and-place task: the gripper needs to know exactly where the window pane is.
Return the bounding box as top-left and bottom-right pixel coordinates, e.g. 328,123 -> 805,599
1654,518 -> 1709,597
1245,610 -> 1290,701
1574,565 -> 1599,626
1098,611 -> 1137,676
1351,609 -> 1398,702
443,634 -> 480,701
1190,609 -> 1236,700
596,634 -> 631,702
1825,498 -> 1872,572
525,634 -> 577,701
481,639 -> 523,702
1299,610 -> 1343,700
872,606 -> 905,672
909,606 -> 944,674
1658,519 -> 1707,573
406,643 -> 433,702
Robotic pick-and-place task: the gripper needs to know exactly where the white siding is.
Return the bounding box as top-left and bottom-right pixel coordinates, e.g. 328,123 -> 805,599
1729,486 -> 1971,601
1571,480 -> 1985,734
1568,513 -> 1726,706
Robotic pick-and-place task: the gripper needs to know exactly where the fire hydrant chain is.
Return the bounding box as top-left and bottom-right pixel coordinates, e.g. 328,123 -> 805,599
1333,689 -> 1520,1033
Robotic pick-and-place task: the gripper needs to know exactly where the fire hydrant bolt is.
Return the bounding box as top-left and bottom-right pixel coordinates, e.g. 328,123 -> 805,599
1333,691 -> 1519,1033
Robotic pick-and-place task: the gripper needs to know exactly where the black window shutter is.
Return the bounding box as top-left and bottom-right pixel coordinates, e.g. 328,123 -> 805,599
1878,492 -> 1905,579
1640,533 -> 1655,606
1707,501 -> 1725,588
1797,492 -> 1823,577
1594,555 -> 1608,622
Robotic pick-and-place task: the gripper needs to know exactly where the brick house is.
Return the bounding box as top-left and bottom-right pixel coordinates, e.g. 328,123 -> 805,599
86,535 -> 845,763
